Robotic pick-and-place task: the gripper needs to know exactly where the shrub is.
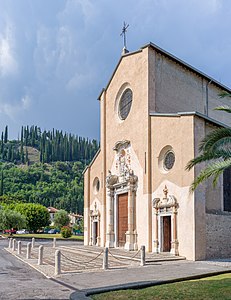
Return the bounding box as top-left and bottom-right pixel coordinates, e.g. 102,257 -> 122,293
61,226 -> 72,238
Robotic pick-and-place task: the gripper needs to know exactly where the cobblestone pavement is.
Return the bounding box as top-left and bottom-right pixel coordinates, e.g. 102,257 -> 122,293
5,239 -> 185,278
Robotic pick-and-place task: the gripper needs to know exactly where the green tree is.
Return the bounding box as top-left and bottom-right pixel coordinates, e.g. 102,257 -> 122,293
0,170 -> 3,196
186,92 -> 231,191
4,126 -> 8,143
0,209 -> 26,230
54,209 -> 70,229
14,203 -> 50,232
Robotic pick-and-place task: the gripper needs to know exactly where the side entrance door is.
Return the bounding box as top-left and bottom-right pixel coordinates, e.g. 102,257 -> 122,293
163,216 -> 171,252
118,193 -> 128,247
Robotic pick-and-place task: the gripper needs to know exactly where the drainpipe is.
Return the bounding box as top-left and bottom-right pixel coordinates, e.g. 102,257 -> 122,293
205,80 -> 212,116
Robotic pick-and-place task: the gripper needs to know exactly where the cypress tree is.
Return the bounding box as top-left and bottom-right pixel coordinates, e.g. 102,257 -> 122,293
1,132 -> 3,157
4,126 -> 8,143
0,169 -> 3,196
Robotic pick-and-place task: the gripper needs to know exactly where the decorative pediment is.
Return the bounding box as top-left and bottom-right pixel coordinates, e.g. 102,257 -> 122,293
90,201 -> 100,218
153,185 -> 178,209
113,140 -> 130,152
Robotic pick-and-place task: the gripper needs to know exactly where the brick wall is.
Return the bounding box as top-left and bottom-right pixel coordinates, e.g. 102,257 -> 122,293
206,213 -> 231,259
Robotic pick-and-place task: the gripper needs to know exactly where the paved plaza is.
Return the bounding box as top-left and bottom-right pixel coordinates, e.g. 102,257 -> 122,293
5,238 -> 185,278
2,237 -> 231,299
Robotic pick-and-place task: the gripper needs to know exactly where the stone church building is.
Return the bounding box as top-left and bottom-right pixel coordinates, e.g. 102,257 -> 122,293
84,42 -> 231,260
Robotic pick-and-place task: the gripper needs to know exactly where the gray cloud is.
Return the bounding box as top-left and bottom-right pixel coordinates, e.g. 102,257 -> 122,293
0,0 -> 230,140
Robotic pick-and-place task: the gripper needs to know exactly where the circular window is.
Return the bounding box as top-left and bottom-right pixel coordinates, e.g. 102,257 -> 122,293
163,151 -> 175,170
158,146 -> 175,174
93,177 -> 100,194
118,88 -> 132,120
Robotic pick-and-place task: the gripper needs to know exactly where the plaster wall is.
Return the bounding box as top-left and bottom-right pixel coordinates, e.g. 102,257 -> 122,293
84,151 -> 104,246
151,115 -> 196,259
152,50 -> 231,127
103,48 -> 151,248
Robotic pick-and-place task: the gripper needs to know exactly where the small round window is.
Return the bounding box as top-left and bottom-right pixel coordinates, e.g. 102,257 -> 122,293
118,88 -> 132,120
163,151 -> 175,170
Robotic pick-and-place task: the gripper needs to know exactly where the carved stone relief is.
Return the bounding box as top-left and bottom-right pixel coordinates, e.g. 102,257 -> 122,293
113,140 -> 131,182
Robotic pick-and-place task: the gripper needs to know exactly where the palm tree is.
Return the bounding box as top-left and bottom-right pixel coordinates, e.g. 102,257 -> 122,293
186,92 -> 231,191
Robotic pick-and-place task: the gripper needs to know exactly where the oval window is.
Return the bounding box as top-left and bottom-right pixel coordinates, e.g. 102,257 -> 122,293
93,177 -> 100,194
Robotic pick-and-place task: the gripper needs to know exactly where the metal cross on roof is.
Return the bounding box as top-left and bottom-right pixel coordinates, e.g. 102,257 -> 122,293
120,21 -> 129,49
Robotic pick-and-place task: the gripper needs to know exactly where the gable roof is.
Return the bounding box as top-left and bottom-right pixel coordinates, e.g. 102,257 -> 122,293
98,42 -> 231,100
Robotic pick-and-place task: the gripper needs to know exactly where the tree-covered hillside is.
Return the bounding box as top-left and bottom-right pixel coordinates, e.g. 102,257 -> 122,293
0,125 -> 99,214
0,161 -> 85,214
0,125 -> 99,164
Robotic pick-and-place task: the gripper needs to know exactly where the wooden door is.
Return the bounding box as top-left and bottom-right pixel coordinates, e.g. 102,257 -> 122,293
118,193 -> 128,247
92,222 -> 98,245
163,216 -> 171,252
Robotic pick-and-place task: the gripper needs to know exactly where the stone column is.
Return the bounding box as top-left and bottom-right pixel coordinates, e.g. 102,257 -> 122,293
102,247 -> 109,270
12,239 -> 16,251
125,171 -> 138,251
38,245 -> 44,265
153,209 -> 159,253
54,250 -> 61,275
105,188 -> 115,248
89,214 -> 93,246
125,188 -> 134,250
8,238 -> 13,249
140,245 -> 145,266
17,241 -> 22,255
26,242 -> 32,259
170,207 -> 179,256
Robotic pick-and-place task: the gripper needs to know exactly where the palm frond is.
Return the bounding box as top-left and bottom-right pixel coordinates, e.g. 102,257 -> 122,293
199,128 -> 231,153
219,92 -> 231,98
186,153 -> 215,170
190,159 -> 231,192
215,106 -> 231,114
186,148 -> 231,171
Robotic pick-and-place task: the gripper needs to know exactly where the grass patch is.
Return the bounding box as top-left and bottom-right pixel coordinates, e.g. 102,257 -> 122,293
92,273 -> 231,300
3,233 -> 83,240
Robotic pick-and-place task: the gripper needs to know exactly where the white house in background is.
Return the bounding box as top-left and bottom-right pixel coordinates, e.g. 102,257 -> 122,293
47,207 -> 59,226
69,213 -> 83,226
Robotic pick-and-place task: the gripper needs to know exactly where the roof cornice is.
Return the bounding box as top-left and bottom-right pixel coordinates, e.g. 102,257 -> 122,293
150,111 -> 229,128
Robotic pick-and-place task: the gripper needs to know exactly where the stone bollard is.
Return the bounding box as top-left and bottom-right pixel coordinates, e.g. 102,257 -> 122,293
54,250 -> 61,275
32,237 -> 35,248
140,245 -> 145,266
8,238 -> 13,249
53,237 -> 56,248
38,245 -> 44,265
12,239 -> 16,251
17,241 -> 22,255
26,242 -> 32,259
102,247 -> 108,270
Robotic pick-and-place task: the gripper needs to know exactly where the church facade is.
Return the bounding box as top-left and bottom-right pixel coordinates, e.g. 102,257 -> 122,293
84,43 -> 231,260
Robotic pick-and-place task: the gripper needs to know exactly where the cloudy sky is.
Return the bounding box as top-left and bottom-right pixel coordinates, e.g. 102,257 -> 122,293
0,0 -> 230,140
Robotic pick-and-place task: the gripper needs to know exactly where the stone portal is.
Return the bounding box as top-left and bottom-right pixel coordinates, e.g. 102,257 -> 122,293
105,140 -> 138,250
153,185 -> 179,255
